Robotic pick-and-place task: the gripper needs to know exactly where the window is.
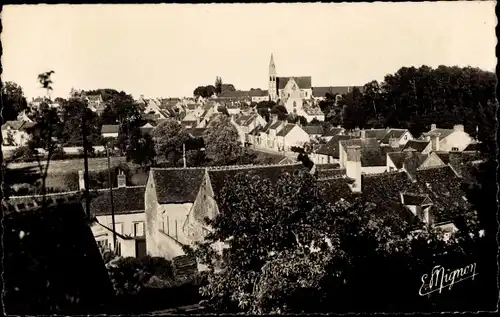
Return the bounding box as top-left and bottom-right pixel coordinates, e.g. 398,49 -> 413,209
452,147 -> 459,151
305,91 -> 308,97
293,101 -> 297,108
134,222 -> 145,237
115,223 -> 124,235
404,135 -> 408,140
166,216 -> 170,235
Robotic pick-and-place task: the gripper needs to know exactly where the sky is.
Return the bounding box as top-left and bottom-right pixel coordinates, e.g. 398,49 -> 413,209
1,2 -> 496,100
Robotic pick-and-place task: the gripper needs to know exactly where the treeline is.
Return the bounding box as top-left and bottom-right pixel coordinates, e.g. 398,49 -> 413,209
320,65 -> 496,150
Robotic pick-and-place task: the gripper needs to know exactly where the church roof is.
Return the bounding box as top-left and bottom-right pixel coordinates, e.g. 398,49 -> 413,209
277,76 -> 312,90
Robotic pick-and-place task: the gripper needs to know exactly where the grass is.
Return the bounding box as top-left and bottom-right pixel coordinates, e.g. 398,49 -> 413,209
8,156 -> 132,174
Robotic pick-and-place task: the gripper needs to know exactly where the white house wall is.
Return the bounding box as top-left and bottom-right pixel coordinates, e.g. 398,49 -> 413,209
440,132 -> 473,151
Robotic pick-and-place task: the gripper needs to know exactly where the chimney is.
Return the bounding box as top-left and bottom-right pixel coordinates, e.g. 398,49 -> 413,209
78,170 -> 85,190
345,145 -> 362,193
360,129 -> 366,140
389,137 -> 399,148
117,171 -> 126,188
416,206 -> 431,224
431,123 -> 437,131
270,113 -> 278,124
402,149 -> 418,181
448,149 -> 462,176
425,135 -> 431,142
453,124 -> 464,132
430,134 -> 440,151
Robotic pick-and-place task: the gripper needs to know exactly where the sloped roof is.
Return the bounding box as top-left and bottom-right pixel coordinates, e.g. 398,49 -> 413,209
270,121 -> 283,130
435,152 -> 450,164
152,168 -> 206,204
316,167 -> 346,179
3,192 -> 82,214
365,129 -> 390,140
276,124 -> 296,137
185,128 -> 206,137
101,125 -> 119,134
463,142 -> 480,152
181,120 -> 197,127
401,193 -> 432,206
379,129 -> 408,144
277,76 -> 312,90
322,127 -> 344,137
248,89 -> 269,97
249,125 -> 263,135
317,177 -> 357,204
303,107 -> 324,116
260,121 -> 274,133
317,135 -> 356,158
402,140 -> 430,152
312,86 -> 362,97
425,128 -> 454,139
302,125 -> 323,135
235,115 -> 253,126
88,186 -> 145,216
207,164 -> 304,200
339,138 -> 388,167
387,151 -> 428,169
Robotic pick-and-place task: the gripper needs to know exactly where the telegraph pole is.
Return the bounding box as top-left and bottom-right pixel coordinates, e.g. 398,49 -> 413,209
183,143 -> 187,168
81,108 -> 91,219
106,142 -> 117,250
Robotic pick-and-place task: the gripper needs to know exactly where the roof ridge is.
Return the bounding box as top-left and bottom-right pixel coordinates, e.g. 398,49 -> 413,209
317,175 -> 346,181
8,190 -> 81,199
94,185 -> 145,192
151,167 -> 206,171
417,165 -> 450,171
363,170 -> 403,178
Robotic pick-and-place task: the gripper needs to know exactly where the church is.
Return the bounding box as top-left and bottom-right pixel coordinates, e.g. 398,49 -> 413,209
268,53 -> 313,103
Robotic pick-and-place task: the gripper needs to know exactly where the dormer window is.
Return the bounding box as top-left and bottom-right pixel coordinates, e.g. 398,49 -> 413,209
452,147 -> 459,151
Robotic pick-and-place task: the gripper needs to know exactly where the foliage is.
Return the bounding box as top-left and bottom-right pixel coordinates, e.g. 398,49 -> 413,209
59,97 -> 102,146
215,76 -> 223,96
125,129 -> 156,167
193,85 -> 216,98
187,171 -> 490,313
270,104 -> 288,120
203,115 -> 244,165
1,81 -> 29,123
338,66 -> 497,141
152,119 -> 189,165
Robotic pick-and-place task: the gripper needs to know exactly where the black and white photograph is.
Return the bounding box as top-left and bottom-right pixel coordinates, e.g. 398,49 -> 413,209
0,2 -> 498,315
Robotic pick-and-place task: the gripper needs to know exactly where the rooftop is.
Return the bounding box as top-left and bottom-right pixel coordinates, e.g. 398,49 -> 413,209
152,168 -> 206,204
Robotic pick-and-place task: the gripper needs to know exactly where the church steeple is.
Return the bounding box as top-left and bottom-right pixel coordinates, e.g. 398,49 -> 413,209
268,53 -> 278,102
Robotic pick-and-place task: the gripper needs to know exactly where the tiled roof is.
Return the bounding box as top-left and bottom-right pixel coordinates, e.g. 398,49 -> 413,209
152,168 -> 206,204
87,95 -> 102,101
185,128 -> 206,137
276,124 -> 296,137
435,152 -> 450,165
248,89 -> 268,97
322,127 -> 344,137
101,125 -> 119,134
317,135 -> 355,158
270,121 -> 283,130
219,91 -> 252,99
260,121 -> 274,133
277,76 -> 312,90
303,107 -> 324,116
89,186 -> 145,216
207,164 -> 305,200
302,125 -> 323,135
241,115 -> 258,127
317,177 -> 357,204
316,167 -> 346,179
387,151 -> 428,169
463,142 -> 480,152
181,120 -> 197,127
312,86 -> 362,97
401,193 -> 432,206
425,128 -> 454,139
402,140 -> 430,152
365,129 -> 390,141
379,129 -> 408,144
3,192 -> 82,214
249,125 -> 263,135
235,115 -> 253,126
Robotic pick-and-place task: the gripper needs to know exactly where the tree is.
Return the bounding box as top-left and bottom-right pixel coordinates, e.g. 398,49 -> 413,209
193,85 -> 217,99
215,76 -> 223,96
125,129 -> 156,167
203,115 -> 243,165
152,119 -> 189,165
271,105 -> 288,120
60,97 -> 101,146
185,171 -> 489,313
1,81 -> 29,123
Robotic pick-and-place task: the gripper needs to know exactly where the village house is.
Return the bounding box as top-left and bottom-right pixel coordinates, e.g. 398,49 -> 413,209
386,150 -> 428,172
84,94 -> 106,114
143,98 -> 168,120
275,123 -> 311,152
16,110 -> 33,122
312,135 -> 356,164
218,89 -> 269,103
300,101 -> 325,122
256,114 -> 288,150
402,139 -> 433,154
302,125 -> 324,140
318,145 -> 475,239
101,125 -> 120,138
378,128 -> 414,146
232,113 -> 267,135
145,163 -> 305,261
1,120 -> 36,146
422,124 -> 473,152
321,126 -> 345,142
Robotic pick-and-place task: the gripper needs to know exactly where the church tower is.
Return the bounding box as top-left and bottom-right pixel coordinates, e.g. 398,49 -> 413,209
268,53 -> 278,102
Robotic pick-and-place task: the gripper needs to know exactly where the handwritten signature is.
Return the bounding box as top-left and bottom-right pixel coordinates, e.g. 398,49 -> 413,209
419,263 -> 478,296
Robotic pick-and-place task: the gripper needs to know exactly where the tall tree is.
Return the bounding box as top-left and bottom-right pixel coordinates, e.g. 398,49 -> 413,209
203,115 -> 243,165
215,76 -> 223,96
60,98 -> 101,146
152,119 -> 189,165
1,81 -> 29,123
125,129 -> 156,168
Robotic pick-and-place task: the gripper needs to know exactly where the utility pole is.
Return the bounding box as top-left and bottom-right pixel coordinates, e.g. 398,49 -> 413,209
81,109 -> 91,219
106,142 -> 117,251
183,143 -> 187,168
